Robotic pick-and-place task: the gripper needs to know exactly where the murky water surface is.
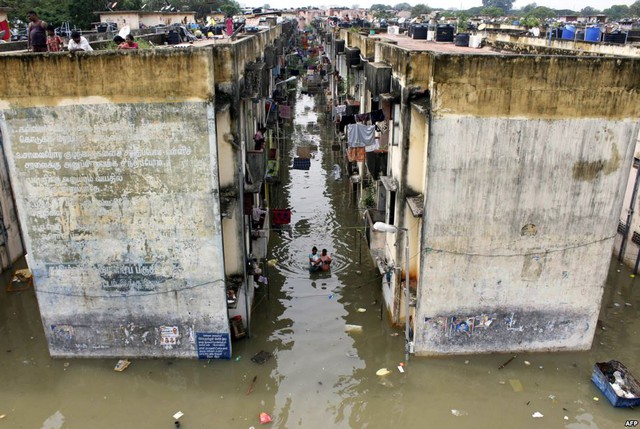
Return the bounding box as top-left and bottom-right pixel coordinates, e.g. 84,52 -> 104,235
1,91 -> 639,429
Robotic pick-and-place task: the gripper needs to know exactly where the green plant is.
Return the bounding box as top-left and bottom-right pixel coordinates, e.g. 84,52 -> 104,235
457,13 -> 469,32
361,185 -> 376,208
105,38 -> 154,50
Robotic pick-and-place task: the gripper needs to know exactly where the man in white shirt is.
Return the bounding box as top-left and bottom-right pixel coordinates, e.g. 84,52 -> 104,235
252,205 -> 267,229
68,31 -> 93,52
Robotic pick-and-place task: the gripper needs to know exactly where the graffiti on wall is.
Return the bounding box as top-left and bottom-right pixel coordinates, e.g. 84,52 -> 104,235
425,312 -> 526,338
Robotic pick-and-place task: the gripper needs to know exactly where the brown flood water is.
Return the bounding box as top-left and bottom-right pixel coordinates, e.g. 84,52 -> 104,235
1,90 -> 639,429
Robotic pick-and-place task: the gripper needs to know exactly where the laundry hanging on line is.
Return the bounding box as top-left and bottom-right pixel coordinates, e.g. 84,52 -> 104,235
346,123 -> 376,148
272,209 -> 292,225
279,105 -> 292,119
337,109 -> 385,132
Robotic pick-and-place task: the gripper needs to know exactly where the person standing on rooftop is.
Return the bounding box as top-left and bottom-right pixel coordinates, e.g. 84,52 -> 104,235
27,11 -> 47,52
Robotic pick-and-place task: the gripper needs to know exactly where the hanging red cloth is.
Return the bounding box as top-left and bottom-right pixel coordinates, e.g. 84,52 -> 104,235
272,209 -> 291,225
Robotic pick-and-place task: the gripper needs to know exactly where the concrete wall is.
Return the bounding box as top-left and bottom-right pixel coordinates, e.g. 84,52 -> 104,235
332,29 -> 640,354
0,49 -> 229,358
417,54 -> 640,355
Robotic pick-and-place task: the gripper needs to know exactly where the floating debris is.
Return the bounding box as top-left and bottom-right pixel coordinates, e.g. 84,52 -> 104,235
532,412 -> 543,418
524,361 -> 531,366
251,351 -> 272,365
259,412 -> 272,424
344,324 -> 363,333
498,355 -> 517,369
114,359 -> 130,372
451,409 -> 468,417
173,411 -> 184,420
357,308 -> 366,313
509,379 -> 523,392
376,368 -> 391,376
246,376 -> 257,396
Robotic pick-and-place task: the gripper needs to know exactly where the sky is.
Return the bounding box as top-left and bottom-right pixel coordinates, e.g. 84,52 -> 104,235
258,0 -> 636,11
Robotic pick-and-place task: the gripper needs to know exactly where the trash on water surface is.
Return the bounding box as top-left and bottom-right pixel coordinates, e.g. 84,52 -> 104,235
267,259 -> 277,267
451,409 -> 468,416
259,412 -> 272,424
344,324 -> 362,333
114,360 -> 130,372
357,308 -> 366,313
509,379 -> 524,392
0,414 -> 5,419
173,411 -> 184,420
532,412 -> 543,418
376,368 -> 391,376
524,360 -> 531,366
251,351 -> 272,365
397,365 -> 405,373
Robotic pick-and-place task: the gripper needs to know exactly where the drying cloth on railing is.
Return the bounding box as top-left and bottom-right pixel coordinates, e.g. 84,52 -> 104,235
347,124 -> 376,148
365,140 -> 380,152
279,105 -> 292,119
347,147 -> 365,162
292,158 -> 311,170
0,21 -> 9,41
339,115 -> 356,133
332,105 -> 346,121
370,109 -> 385,123
272,209 -> 292,225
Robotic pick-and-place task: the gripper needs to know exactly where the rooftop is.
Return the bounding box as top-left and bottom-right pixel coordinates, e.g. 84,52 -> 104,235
374,33 -> 507,55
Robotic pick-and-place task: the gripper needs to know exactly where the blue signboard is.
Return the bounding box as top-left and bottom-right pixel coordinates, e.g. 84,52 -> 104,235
196,332 -> 231,360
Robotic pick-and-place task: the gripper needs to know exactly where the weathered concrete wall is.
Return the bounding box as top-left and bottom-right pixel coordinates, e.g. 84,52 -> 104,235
431,55 -> 640,120
416,53 -> 640,355
0,49 -> 229,358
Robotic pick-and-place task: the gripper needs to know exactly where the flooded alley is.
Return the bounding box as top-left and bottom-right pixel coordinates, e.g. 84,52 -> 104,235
0,84 -> 639,429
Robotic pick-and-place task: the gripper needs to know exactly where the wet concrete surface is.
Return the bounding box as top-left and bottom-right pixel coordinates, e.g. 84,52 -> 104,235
1,90 -> 639,428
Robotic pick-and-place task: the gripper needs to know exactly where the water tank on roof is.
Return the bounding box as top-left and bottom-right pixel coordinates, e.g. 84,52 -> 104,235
585,26 -> 601,42
455,33 -> 470,47
413,25 -> 428,40
561,24 -> 575,40
435,25 -> 454,42
603,31 -> 627,44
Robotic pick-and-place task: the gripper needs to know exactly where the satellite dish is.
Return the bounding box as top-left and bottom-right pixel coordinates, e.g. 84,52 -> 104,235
478,23 -> 486,30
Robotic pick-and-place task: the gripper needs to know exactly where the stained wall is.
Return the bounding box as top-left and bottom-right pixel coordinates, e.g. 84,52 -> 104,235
0,49 -> 228,358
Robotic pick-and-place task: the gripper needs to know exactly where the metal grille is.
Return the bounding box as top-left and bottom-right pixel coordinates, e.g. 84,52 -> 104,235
632,231 -> 640,246
618,221 -> 627,235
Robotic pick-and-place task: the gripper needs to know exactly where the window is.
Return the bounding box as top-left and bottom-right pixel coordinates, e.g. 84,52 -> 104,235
387,191 -> 396,225
391,104 -> 400,146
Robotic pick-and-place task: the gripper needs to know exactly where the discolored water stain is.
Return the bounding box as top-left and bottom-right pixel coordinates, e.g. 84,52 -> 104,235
572,143 -> 621,181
